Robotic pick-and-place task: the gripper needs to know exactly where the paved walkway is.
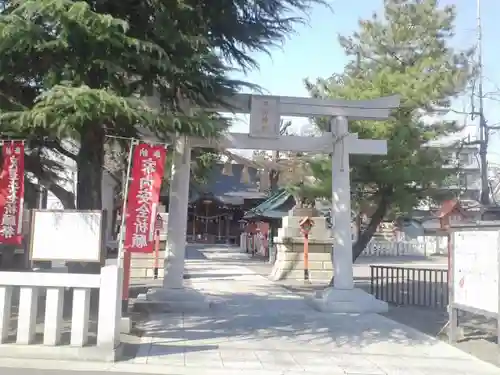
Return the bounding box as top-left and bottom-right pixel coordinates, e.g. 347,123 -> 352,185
125,245 -> 500,374
0,245 -> 498,375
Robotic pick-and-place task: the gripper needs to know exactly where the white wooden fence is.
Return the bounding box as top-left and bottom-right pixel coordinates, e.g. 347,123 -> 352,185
0,265 -> 122,354
360,239 -> 426,257
241,232 -> 447,258
361,235 -> 448,257
240,233 -> 267,256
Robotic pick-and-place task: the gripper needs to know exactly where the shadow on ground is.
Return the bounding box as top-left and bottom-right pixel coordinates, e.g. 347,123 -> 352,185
230,253 -> 500,368
133,286 -> 450,362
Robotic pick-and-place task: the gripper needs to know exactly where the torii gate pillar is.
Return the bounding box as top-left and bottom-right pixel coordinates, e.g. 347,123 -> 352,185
308,116 -> 388,313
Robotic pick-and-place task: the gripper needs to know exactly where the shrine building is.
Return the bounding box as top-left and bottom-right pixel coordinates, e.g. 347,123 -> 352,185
160,163 -> 266,245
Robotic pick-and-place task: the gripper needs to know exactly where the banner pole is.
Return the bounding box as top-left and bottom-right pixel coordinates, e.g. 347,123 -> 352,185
154,229 -> 160,279
117,139 -> 137,262
118,139 -> 136,313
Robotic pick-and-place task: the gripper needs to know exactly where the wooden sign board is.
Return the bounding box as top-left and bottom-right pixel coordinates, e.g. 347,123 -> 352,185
30,210 -> 105,263
448,223 -> 500,346
249,96 -> 280,138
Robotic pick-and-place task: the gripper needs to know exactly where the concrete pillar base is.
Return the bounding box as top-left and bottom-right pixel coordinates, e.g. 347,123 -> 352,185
270,236 -> 333,282
134,287 -> 213,313
120,317 -> 132,334
307,287 -> 388,314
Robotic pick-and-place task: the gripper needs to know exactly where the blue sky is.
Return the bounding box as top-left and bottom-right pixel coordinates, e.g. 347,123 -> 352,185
229,0 -> 500,162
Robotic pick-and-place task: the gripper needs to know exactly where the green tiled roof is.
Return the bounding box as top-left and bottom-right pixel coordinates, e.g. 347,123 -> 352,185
244,189 -> 295,219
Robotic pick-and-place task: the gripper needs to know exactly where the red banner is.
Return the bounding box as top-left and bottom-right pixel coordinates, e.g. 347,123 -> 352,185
0,141 -> 25,245
124,143 -> 166,253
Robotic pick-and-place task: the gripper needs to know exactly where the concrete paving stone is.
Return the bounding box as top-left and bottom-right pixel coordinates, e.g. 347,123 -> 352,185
335,353 -> 385,364
253,349 -> 301,368
376,367 -> 427,375
223,337 -> 282,350
184,350 -> 223,368
131,340 -> 152,364
424,342 -> 471,358
187,337 -> 232,346
289,351 -> 346,369
129,356 -> 148,365
359,343 -> 431,357
145,354 -> 185,365
293,364 -> 347,373
221,360 -> 264,370
339,365 -> 386,375
418,370 -> 470,375
326,354 -> 385,375
363,355 -> 415,370
146,343 -> 185,365
219,349 -> 260,361
219,350 -> 264,370
149,336 -> 188,344
177,330 -> 227,342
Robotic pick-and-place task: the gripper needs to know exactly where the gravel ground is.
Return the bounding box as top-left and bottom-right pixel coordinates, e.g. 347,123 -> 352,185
242,255 -> 500,368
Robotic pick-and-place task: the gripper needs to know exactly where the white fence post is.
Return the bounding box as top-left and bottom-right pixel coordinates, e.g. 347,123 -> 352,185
97,265 -> 122,349
240,233 -> 246,252
43,287 -> 65,345
17,286 -> 39,345
0,286 -> 13,343
70,288 -> 91,347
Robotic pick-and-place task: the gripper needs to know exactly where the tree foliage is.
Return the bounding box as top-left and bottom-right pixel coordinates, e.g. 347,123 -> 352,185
252,120 -> 292,192
305,0 -> 473,260
0,0 -> 323,209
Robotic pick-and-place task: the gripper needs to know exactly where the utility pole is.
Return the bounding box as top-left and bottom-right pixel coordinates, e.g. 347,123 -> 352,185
476,0 -> 490,205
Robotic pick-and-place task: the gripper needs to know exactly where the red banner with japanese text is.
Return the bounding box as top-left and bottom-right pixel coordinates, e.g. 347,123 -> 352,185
0,141 -> 25,245
124,143 -> 166,253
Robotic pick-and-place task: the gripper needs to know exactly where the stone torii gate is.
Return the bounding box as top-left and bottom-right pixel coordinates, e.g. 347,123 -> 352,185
139,93 -> 400,313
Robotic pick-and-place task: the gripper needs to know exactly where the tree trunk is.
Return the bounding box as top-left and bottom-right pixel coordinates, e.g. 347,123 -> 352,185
76,125 -> 105,210
355,213 -> 362,240
269,151 -> 280,190
49,184 -> 76,209
328,191 -> 391,286
479,138 -> 490,205
70,124 -> 105,275
351,195 -> 390,262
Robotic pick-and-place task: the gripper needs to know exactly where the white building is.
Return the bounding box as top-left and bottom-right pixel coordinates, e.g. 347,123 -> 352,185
439,144 -> 481,201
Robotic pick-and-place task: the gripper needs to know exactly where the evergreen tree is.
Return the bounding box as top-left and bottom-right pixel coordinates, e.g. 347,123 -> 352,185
0,0 -> 323,209
305,0 -> 473,261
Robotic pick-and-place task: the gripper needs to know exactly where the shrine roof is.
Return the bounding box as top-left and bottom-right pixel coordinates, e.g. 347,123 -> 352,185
434,199 -> 482,218
244,189 -> 295,220
190,164 -> 266,205
435,199 -> 460,218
